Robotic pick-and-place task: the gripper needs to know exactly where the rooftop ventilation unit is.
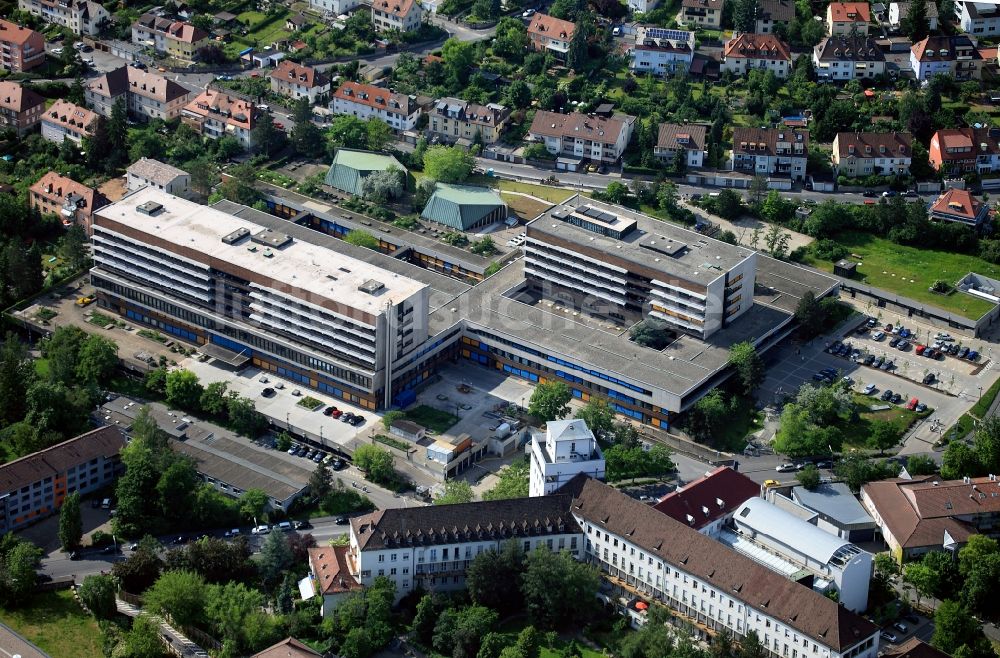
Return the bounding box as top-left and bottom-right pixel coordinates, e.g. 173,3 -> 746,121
137,200 -> 164,216
251,228 -> 292,249
222,227 -> 251,244
359,279 -> 386,295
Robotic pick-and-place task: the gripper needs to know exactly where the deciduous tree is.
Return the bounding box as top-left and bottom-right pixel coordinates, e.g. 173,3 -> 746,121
527,381 -> 572,422
79,574 -> 116,619
144,570 -> 206,628
435,479 -> 474,505
424,145 -> 475,183
59,491 -> 83,552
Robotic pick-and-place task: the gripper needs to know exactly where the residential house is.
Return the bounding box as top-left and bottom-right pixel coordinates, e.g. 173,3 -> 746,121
371,0 -> 422,32
959,0 -> 1000,34
756,0 -> 795,33
928,127 -> 1000,174
826,2 -> 871,34
721,33 -> 792,78
861,475 -> 1000,562
308,545 -> 362,616
652,466 -> 761,537
527,13 -> 576,58
627,26 -> 695,76
40,99 -> 96,145
29,172 -> 107,233
680,0 -> 723,28
0,19 -> 45,72
126,158 -> 192,198
332,81 -> 419,132
428,97 -> 508,145
309,0 -> 362,16
252,638 -> 323,658
0,426 -> 125,533
832,132 -> 912,178
910,35 -> 982,80
627,0 -> 660,12
888,2 -> 939,30
883,639 -> 954,658
929,187 -> 991,226
16,0 -> 108,35
285,13 -> 309,31
86,66 -> 193,121
528,419 -> 605,497
270,60 -> 330,105
654,123 -> 708,168
181,89 -> 255,149
813,35 -> 886,80
132,13 -> 210,63
0,81 -> 44,135
528,110 -> 637,163
731,127 -> 809,181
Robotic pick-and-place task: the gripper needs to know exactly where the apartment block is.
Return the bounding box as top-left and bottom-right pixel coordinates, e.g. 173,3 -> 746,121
523,197 -> 756,338
372,0 -> 422,32
928,126 -> 1000,174
17,0 -> 108,35
0,426 -> 125,533
959,0 -> 1000,34
331,81 -> 419,131
825,2 -> 870,34
0,19 -> 45,72
90,187 -> 431,412
132,13 -> 210,62
756,0 -> 795,33
0,80 -> 44,135
910,35 -> 981,81
428,97 -> 508,145
181,89 -> 255,149
527,13 -> 576,58
680,0 -> 723,28
627,27 -> 695,76
29,171 -> 107,233
40,99 -> 96,145
832,132 -> 912,178
722,33 -> 792,78
86,65 -> 192,121
654,123 -> 707,168
528,419 -> 605,497
731,127 -> 809,181
270,60 -> 331,105
528,110 -> 637,163
813,35 -> 886,80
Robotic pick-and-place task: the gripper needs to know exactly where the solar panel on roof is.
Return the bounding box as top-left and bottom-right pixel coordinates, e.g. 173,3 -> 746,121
598,211 -> 617,223
644,28 -> 692,41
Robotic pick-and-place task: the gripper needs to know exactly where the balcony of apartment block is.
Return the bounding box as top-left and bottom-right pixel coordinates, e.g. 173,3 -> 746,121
596,565 -> 716,636
414,560 -> 471,575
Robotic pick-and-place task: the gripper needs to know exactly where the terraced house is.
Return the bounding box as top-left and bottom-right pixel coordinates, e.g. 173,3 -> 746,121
0,426 -> 125,533
832,132 -> 913,178
929,127 -> 1000,174
0,19 -> 44,72
731,127 -> 809,181
910,35 -> 981,80
331,81 -> 419,131
131,13 -> 210,63
655,123 -> 708,168
86,65 -> 192,121
271,60 -> 331,105
813,35 -> 886,80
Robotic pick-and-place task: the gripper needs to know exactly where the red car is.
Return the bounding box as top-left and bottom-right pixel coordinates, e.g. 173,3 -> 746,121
915,344 -> 926,355
330,409 -> 343,418
274,122 -> 284,130
905,398 -> 919,411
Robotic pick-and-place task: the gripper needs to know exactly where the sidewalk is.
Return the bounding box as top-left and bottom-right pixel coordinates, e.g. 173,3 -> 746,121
116,598 -> 206,657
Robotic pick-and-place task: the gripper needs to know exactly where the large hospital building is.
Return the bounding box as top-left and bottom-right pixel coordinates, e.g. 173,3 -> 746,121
90,188 -> 836,427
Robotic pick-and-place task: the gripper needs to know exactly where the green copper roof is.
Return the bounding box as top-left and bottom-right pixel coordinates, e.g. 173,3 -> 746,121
420,183 -> 506,231
324,149 -> 406,196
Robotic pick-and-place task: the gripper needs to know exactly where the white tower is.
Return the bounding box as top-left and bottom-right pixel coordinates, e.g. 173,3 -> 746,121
529,419 -> 606,497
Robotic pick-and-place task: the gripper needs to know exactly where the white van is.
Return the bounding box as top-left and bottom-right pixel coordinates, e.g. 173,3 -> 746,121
277,521 -> 293,532
251,524 -> 270,535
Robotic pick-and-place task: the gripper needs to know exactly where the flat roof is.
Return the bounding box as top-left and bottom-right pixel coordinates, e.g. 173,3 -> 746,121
530,195 -> 754,283
96,187 -> 426,311
172,439 -> 304,502
792,482 -> 877,528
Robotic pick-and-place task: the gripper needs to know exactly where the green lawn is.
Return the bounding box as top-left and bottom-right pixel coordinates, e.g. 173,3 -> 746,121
970,376 -> 1000,418
237,9 -> 293,45
501,192 -> 552,220
0,590 -> 104,658
842,394 -> 928,449
497,180 -> 576,204
34,357 -> 49,378
716,396 -> 764,453
405,405 -> 459,433
805,232 -> 999,320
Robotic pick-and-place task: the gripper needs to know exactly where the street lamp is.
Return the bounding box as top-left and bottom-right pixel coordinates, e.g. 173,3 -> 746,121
979,386 -> 984,400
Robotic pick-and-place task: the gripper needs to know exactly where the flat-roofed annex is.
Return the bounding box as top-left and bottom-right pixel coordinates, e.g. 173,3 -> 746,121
94,187 -> 426,312
531,195 -> 754,281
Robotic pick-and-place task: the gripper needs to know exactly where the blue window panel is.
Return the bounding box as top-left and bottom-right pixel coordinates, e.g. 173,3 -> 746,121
572,389 -> 582,398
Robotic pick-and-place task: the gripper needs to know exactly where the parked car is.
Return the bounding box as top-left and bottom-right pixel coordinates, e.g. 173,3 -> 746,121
923,373 -> 936,384
252,525 -> 271,535
863,383 -> 877,395
881,632 -> 898,643
905,398 -> 919,411
915,344 -> 927,355
336,516 -> 349,524
294,520 -> 312,530
900,328 -> 912,338
262,387 -> 276,397
880,359 -> 893,370
959,347 -> 970,359
864,354 -> 876,366
224,528 -> 240,538
889,337 -> 900,347
969,350 -> 980,361
323,406 -> 337,416
874,356 -> 885,368
776,463 -> 798,472
881,389 -> 894,401
341,412 -> 354,423
815,460 -> 833,469
887,393 -> 901,404
351,415 -> 365,426
873,331 -> 885,341
842,376 -> 854,386
893,622 -> 908,633
331,408 -> 343,418
897,341 -> 910,351
867,317 -> 878,327
915,403 -> 927,413
903,614 -> 920,625
277,521 -> 293,532
522,7 -> 535,16
813,373 -> 829,382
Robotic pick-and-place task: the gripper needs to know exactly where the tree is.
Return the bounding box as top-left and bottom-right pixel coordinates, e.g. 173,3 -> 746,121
904,0 -> 929,41
424,145 -> 475,183
504,80 -> 532,109
290,97 -> 324,158
188,157 -> 218,199
903,562 -> 937,607
75,334 -> 118,385
165,369 -> 203,411
58,491 -> 83,552
729,341 -> 764,396
361,167 -> 404,203
578,398 -> 615,440
732,0 -> 758,32
796,464 -> 821,489
381,410 -> 405,430
436,479 -> 474,505
204,581 -> 265,649
79,574 -> 116,620
434,606 -> 498,658
258,530 -> 293,588
974,416 -> 1000,474
467,541 -> 525,614
0,333 -> 32,427
218,163 -> 261,206
115,613 -> 166,658
528,381 -> 573,422
113,539 -> 164,594
200,381 -> 229,417
144,570 -> 206,628
353,444 -> 395,483
238,488 -> 269,523
794,291 -> 826,338
0,536 -> 42,607
868,421 -> 900,455
327,115 -> 369,151
873,552 -> 900,589
251,110 -> 285,157
932,601 -> 995,658
412,593 -> 445,645
156,459 -> 199,521
226,395 -> 266,438
906,454 -> 937,475
345,229 -> 380,250
58,223 -> 89,271
962,552 -> 1000,617
630,318 -> 672,349
763,222 -> 791,258
521,547 -> 600,628
41,325 -> 87,386
309,462 -> 332,500
366,118 -> 393,152
715,189 -> 744,219
941,441 -> 983,480
566,20 -> 587,71
685,389 -> 730,443
482,458 -> 530,501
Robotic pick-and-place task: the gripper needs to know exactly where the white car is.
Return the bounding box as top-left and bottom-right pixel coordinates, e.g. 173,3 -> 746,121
224,528 -> 240,538
776,463 -> 798,473
51,47 -> 63,55
251,524 -> 270,535
257,103 -> 270,111
522,8 -> 535,16
863,383 -> 877,395
872,331 -> 885,340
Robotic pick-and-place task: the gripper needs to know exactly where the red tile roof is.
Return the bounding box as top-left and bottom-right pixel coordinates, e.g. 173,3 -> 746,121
723,33 -> 791,61
527,12 -> 576,40
529,110 -> 635,145
30,172 -> 105,215
270,60 -> 327,89
862,476 -> 987,549
251,637 -> 323,658
0,19 -> 42,46
183,89 -> 254,130
333,81 -> 412,114
372,0 -> 417,18
828,2 -> 871,22
0,81 -> 44,113
308,545 -> 361,595
653,466 -> 760,529
835,132 -> 912,159
930,187 -> 984,222
43,99 -> 97,137
883,638 -> 951,658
